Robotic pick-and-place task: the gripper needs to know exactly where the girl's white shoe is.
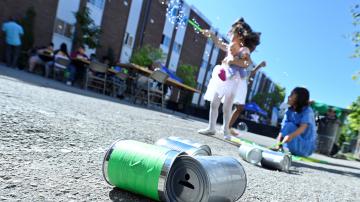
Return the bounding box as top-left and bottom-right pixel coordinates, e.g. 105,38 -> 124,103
198,128 -> 216,136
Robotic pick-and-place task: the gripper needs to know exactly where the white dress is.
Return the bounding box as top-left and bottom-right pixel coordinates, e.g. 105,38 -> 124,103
204,63 -> 248,105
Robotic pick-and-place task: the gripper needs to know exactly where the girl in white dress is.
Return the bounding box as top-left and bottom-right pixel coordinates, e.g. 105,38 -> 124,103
198,18 -> 254,139
228,33 -> 266,136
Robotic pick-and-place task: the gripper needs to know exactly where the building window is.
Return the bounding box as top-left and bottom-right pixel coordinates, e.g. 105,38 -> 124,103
200,60 -> 207,69
54,19 -> 65,35
123,32 -> 133,47
54,18 -> 74,38
88,0 -> 105,9
206,39 -> 212,47
128,36 -> 133,47
172,42 -> 181,54
161,34 -> 171,47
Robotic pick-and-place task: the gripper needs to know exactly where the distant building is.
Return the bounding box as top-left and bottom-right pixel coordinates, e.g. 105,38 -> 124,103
1,0 -> 279,108
247,70 -> 278,109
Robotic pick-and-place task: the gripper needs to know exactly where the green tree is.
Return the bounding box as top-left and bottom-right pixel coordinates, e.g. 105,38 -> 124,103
251,92 -> 268,112
73,6 -> 101,49
130,45 -> 164,67
348,96 -> 360,132
177,64 -> 197,88
351,4 -> 360,81
19,7 -> 36,51
177,64 -> 197,107
17,7 -> 36,68
251,84 -> 286,116
268,84 -> 286,110
339,96 -> 360,145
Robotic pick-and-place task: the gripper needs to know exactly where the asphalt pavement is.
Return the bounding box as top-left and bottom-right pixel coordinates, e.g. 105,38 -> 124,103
1,65 -> 359,202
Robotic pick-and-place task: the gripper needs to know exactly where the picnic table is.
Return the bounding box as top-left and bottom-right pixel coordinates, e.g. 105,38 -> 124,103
38,51 -> 54,62
116,63 -> 200,93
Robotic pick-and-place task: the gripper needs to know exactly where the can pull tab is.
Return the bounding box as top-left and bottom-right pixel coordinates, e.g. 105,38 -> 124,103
178,173 -> 194,190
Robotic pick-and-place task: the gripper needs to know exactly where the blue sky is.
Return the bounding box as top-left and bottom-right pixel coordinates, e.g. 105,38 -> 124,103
185,0 -> 360,109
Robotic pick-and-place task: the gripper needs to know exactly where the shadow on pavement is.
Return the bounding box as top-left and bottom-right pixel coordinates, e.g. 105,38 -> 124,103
292,161 -> 360,178
323,161 -> 360,171
198,133 -> 239,147
109,187 -> 154,202
257,164 -> 303,175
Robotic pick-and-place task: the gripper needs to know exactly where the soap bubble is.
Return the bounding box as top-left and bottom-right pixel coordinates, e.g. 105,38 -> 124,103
237,122 -> 248,132
166,0 -> 187,29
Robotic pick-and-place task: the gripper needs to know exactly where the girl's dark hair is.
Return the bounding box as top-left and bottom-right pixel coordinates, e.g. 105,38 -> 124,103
59,43 -> 69,57
229,17 -> 252,38
244,32 -> 261,51
291,87 -> 310,112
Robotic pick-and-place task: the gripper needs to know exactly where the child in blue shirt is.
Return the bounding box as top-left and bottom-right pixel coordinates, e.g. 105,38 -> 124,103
275,87 -> 317,157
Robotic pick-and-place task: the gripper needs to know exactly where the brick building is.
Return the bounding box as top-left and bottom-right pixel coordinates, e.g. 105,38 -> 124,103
0,0 -> 237,107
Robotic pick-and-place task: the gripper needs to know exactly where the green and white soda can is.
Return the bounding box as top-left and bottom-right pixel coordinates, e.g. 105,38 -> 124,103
102,140 -> 182,201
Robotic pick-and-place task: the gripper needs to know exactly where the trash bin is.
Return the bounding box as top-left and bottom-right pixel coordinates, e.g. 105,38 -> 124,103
316,119 -> 340,155
341,142 -> 350,153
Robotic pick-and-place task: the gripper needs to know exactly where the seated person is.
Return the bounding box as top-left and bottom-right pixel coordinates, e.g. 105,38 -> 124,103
325,108 -> 337,120
67,45 -> 89,86
90,53 -> 98,62
275,87 -> 317,157
111,68 -> 128,99
71,45 -> 89,60
28,43 -> 54,73
44,43 -> 70,78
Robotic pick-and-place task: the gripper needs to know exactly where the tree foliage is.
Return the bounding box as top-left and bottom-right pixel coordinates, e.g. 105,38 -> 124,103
19,6 -> 36,51
74,6 -> 101,49
348,96 -> 360,132
130,45 -> 164,67
177,64 -> 197,88
268,84 -> 286,110
176,64 -> 198,107
339,96 -> 360,145
251,93 -> 268,112
351,4 -> 360,81
252,84 -> 286,116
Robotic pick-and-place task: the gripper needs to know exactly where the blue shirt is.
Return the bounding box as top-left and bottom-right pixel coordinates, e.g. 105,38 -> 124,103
2,21 -> 24,46
283,107 -> 317,139
282,106 -> 317,156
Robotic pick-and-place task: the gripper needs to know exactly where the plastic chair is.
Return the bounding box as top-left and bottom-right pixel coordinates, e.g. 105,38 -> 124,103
109,72 -> 128,97
53,57 -> 71,81
85,61 -> 108,94
147,70 -> 169,110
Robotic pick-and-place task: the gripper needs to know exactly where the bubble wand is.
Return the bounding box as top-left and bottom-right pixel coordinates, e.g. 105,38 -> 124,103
188,18 -> 203,32
268,142 -> 283,149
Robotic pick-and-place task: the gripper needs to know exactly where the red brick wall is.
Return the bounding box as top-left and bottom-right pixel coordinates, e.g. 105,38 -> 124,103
134,0 -> 167,49
177,10 -> 210,79
0,0 -> 59,59
96,0 -> 132,61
